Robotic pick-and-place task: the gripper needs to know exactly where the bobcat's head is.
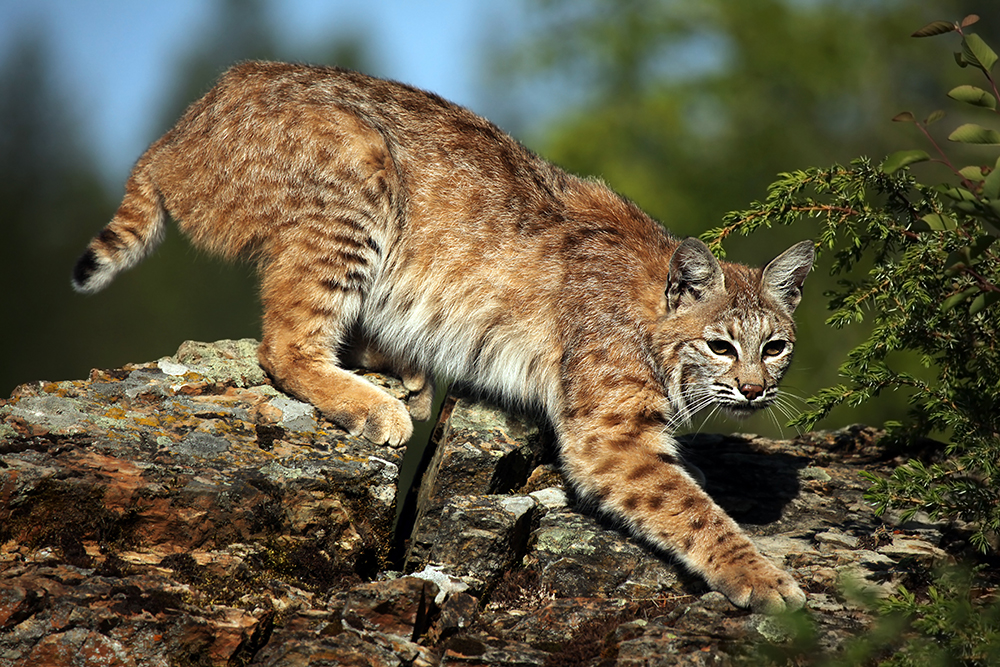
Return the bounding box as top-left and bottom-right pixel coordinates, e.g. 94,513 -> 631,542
658,238 -> 815,425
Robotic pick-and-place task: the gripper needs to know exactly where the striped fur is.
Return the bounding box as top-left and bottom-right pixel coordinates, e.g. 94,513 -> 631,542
72,62 -> 814,612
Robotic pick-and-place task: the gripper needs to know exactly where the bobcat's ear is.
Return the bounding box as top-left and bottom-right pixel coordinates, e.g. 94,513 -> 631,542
762,240 -> 815,314
666,238 -> 725,310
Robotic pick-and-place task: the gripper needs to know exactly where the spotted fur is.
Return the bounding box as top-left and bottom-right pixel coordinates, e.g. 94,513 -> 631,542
72,62 -> 814,613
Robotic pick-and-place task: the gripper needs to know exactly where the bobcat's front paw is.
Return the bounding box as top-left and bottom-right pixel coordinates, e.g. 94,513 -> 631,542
711,555 -> 806,614
405,376 -> 435,421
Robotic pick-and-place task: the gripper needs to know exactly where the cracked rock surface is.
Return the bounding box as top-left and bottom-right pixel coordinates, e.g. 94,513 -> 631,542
0,340 -> 957,665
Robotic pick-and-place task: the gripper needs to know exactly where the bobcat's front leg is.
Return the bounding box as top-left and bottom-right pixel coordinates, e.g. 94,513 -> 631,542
560,416 -> 805,614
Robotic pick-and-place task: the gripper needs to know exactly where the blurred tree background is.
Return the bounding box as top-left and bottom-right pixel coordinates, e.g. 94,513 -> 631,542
0,0 -> 993,437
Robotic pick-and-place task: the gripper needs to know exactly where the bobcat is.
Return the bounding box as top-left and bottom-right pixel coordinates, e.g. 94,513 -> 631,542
73,61 -> 813,613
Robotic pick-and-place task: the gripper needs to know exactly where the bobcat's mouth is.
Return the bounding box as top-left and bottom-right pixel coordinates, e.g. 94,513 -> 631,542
722,400 -> 768,419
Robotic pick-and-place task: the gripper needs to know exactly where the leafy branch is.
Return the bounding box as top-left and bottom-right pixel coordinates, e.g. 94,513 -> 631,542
703,16 -> 1000,554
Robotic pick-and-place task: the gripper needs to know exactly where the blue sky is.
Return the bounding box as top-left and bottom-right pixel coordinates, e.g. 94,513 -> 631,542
0,0 -> 525,184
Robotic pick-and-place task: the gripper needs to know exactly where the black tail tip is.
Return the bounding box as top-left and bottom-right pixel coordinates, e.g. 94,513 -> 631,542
71,249 -> 99,292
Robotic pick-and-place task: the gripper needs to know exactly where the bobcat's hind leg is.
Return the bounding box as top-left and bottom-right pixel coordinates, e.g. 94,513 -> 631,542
257,252 -> 412,446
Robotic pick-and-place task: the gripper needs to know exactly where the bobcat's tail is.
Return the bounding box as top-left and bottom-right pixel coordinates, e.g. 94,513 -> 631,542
72,160 -> 166,294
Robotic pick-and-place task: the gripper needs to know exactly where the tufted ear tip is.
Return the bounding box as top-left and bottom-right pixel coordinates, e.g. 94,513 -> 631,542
786,240 -> 816,264
762,241 -> 815,313
666,238 -> 724,309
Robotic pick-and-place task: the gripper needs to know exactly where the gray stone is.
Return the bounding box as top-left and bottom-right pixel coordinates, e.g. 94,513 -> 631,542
815,530 -> 860,550
406,495 -> 538,591
412,397 -> 548,512
8,395 -> 91,434
800,466 -> 833,482
171,338 -> 269,387
527,487 -> 567,509
530,506 -> 680,599
268,395 -> 317,431
410,564 -> 471,605
879,535 -> 949,563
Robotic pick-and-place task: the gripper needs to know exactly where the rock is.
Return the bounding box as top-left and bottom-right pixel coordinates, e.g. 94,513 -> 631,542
410,565 -> 472,605
252,611 -> 434,667
0,340 -> 406,665
171,338 -> 270,387
405,494 -> 538,591
341,576 -> 438,641
815,529 -> 860,551
529,504 -> 680,599
0,564 -> 267,667
435,591 -> 479,639
403,395 -> 549,592
441,636 -> 549,666
410,395 -> 549,510
878,534 -> 950,564
0,341 -> 964,665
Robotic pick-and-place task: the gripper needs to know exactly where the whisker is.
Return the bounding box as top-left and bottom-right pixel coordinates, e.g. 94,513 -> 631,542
775,391 -> 808,407
691,404 -> 721,436
765,406 -> 787,438
770,395 -> 805,434
670,383 -> 718,430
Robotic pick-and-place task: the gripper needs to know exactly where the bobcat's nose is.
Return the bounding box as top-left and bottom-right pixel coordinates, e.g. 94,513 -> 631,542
738,383 -> 764,400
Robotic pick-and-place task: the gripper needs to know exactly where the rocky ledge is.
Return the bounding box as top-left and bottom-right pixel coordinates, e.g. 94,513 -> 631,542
0,340 -> 958,666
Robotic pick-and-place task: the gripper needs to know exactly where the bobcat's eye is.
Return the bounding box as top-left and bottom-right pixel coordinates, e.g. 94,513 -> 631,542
763,340 -> 787,357
707,340 -> 737,357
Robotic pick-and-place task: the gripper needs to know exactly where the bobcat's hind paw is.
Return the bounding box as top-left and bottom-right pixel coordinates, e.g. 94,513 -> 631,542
326,392 -> 413,447
360,398 -> 413,446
